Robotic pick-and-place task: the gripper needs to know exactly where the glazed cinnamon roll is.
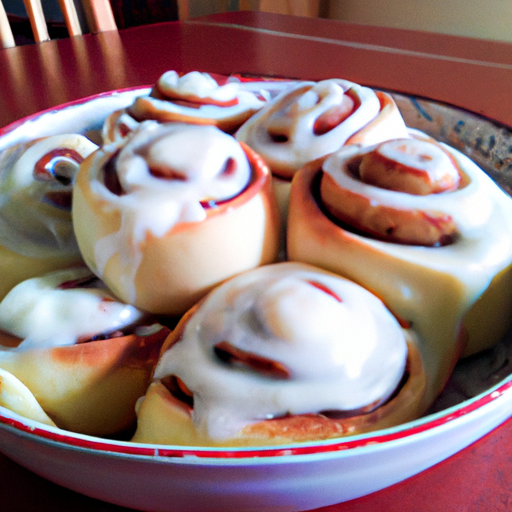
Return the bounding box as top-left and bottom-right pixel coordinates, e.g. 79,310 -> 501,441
132,262 -> 426,447
0,267 -> 169,436
236,79 -> 409,181
287,137 -> 512,410
102,70 -> 266,144
0,134 -> 98,301
73,122 -> 280,316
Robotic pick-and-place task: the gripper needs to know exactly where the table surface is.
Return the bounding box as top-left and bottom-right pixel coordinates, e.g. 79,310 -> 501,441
1,11 -> 512,511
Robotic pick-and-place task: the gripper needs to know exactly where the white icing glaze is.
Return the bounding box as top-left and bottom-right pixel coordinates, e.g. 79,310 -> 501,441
358,138 -> 461,195
154,262 -> 408,440
226,76 -> 296,101
84,122 -> 251,303
0,267 -> 145,351
157,71 -> 240,103
236,79 -> 384,177
0,134 -> 98,258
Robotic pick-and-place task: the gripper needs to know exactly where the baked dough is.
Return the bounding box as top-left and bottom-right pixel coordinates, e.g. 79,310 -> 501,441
132,262 -> 426,446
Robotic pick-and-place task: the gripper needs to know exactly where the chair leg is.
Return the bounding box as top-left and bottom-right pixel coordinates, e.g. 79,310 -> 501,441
0,1 -> 16,48
82,0 -> 118,33
57,0 -> 83,37
22,0 -> 50,43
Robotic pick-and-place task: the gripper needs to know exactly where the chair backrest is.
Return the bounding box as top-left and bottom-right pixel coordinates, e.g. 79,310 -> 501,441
176,0 -> 321,20
0,0 -> 118,49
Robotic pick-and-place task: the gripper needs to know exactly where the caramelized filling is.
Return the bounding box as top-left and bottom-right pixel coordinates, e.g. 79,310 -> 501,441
103,152 -> 251,207
0,330 -> 23,348
34,148 -> 84,209
306,280 -> 343,302
75,318 -> 162,344
43,191 -> 72,209
77,329 -> 125,344
161,374 -> 194,408
103,152 -> 125,195
315,170 -> 458,247
214,341 -> 290,379
221,157 -> 237,176
33,148 -> 83,185
313,95 -> 357,136
57,275 -> 99,290
268,133 -> 289,144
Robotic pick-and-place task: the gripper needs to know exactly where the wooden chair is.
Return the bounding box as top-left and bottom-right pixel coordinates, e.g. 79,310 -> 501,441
176,0 -> 322,21
0,0 -> 118,49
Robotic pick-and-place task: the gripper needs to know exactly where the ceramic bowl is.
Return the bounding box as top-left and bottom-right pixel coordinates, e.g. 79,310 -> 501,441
1,80 -> 512,512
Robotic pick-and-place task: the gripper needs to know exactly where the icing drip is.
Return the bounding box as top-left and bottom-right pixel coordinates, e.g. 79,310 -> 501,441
0,267 -> 145,351
156,70 -> 241,105
89,123 -> 252,303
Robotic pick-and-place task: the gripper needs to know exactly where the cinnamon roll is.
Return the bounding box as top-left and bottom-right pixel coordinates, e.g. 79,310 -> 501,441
132,262 -> 426,446
287,137 -> 512,410
0,267 -> 169,436
73,122 -> 280,316
236,79 -> 409,181
0,134 -> 98,300
102,70 -> 266,144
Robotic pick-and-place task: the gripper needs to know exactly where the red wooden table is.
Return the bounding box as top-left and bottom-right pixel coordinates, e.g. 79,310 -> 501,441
1,11 -> 512,511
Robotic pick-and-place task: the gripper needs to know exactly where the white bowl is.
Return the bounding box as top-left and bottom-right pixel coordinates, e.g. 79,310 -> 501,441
0,367 -> 511,512
1,80 -> 512,512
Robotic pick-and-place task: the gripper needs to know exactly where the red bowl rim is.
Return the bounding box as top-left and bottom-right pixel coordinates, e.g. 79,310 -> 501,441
0,376 -> 509,460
